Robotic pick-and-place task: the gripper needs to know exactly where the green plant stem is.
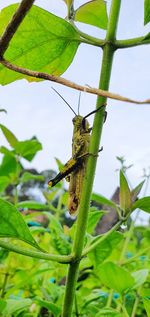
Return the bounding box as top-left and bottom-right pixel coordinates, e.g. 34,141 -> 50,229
115,35 -> 150,48
62,1 -> 122,317
121,304 -> 130,317
82,221 -> 122,256
72,23 -> 105,47
0,240 -> 72,263
119,220 -> 135,264
122,246 -> 150,265
106,289 -> 114,307
0,272 -> 9,298
131,287 -> 141,317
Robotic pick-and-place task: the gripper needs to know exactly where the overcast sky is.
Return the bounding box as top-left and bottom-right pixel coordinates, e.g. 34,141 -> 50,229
0,1 -> 150,222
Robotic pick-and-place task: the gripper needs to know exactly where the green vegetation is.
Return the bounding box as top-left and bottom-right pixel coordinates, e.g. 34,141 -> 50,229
0,1 -> 150,316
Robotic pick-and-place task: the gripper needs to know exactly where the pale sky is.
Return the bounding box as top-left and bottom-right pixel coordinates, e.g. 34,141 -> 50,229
0,1 -> 150,220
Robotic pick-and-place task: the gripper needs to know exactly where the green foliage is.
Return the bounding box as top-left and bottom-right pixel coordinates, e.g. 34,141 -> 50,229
132,197 -> 150,213
0,1 -> 150,316
143,298 -> 150,316
91,192 -> 117,209
75,0 -> 108,29
0,4 -> 80,85
88,232 -> 123,266
1,298 -> 32,317
120,170 -> 131,212
144,0 -> 150,25
0,122 -> 149,316
0,124 -> 18,147
0,198 -> 41,250
98,262 -> 135,293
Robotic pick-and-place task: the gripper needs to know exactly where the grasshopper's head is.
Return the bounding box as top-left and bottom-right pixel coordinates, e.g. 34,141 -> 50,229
72,115 -> 90,133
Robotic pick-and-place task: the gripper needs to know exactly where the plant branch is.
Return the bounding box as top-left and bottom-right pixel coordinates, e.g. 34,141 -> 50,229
82,221 -> 122,257
121,246 -> 150,265
0,272 -> 9,298
0,240 -> 72,264
115,35 -> 150,49
0,0 -> 36,57
71,22 -> 105,47
62,1 -> 122,316
1,59 -> 150,105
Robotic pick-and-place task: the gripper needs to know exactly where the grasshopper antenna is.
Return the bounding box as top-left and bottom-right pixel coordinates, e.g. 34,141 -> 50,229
52,87 -> 77,116
77,92 -> 81,115
83,106 -> 102,120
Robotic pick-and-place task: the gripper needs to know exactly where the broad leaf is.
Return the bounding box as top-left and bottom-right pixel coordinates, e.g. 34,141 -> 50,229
14,138 -> 42,161
0,198 -> 41,250
91,192 -> 117,209
99,262 -> 135,293
2,298 -> 32,316
0,299 -> 6,313
0,155 -> 18,177
87,209 -> 104,234
17,200 -> 50,211
132,197 -> 150,213
132,269 -> 149,289
119,170 -> 131,212
144,0 -> 150,25
0,176 -> 10,192
20,172 -> 44,183
143,298 -> 150,317
35,297 -> 61,316
88,232 -> 123,266
75,0 -> 108,30
0,4 -> 80,85
0,124 -> 18,147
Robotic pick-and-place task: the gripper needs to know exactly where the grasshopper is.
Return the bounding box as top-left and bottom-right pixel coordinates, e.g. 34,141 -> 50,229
48,89 -> 106,215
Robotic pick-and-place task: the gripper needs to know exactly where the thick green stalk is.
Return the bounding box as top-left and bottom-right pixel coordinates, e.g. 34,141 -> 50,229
62,1 -> 121,316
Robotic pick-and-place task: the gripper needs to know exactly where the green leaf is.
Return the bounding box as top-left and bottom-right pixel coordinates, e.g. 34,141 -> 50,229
132,196 -> 150,213
55,157 -> 65,172
0,176 -> 10,192
99,262 -> 135,293
2,298 -> 32,316
14,138 -> 42,161
0,198 -> 41,250
0,4 -> 80,85
91,192 -> 118,209
131,180 -> 145,202
35,297 -> 61,316
0,299 -> 7,313
75,0 -> 108,30
20,172 -> 44,183
144,0 -> 150,25
0,155 -> 18,177
62,0 -> 74,9
87,208 -> 104,234
132,269 -> 149,289
143,298 -> 150,317
119,170 -> 131,212
0,124 -> 18,147
17,200 -> 50,211
96,308 -> 123,317
0,146 -> 15,156
88,232 -> 123,266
